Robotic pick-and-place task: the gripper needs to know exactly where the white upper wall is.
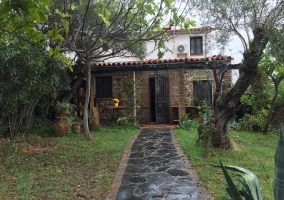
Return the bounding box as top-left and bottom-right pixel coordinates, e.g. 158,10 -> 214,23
103,28 -> 213,62
146,31 -> 212,59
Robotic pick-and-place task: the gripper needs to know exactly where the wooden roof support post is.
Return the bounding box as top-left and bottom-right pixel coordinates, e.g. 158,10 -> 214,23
178,68 -> 186,119
133,71 -> 136,117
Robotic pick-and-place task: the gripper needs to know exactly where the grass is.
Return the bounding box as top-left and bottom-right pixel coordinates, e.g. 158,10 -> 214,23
174,128 -> 278,200
0,124 -> 139,200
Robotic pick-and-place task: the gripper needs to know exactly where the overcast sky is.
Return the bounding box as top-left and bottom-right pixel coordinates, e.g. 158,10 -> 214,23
210,35 -> 243,84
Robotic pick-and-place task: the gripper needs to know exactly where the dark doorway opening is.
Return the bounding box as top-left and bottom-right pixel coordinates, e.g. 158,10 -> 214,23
149,76 -> 170,124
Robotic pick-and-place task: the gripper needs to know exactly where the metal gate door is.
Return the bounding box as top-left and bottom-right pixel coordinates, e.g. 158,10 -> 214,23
155,76 -> 170,124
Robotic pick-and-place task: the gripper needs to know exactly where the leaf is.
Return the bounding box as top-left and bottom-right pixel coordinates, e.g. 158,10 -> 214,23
212,162 -> 263,200
274,125 -> 284,200
97,13 -> 110,27
68,66 -> 74,72
53,47 -> 61,56
30,8 -> 41,23
62,19 -> 69,33
218,161 -> 244,200
48,48 -> 53,57
157,51 -> 164,59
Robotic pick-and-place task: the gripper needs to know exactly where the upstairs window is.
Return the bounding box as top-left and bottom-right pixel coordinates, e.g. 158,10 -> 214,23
95,76 -> 112,98
190,37 -> 203,55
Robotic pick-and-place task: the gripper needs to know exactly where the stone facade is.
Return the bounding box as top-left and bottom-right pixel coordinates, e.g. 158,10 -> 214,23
92,69 -> 232,124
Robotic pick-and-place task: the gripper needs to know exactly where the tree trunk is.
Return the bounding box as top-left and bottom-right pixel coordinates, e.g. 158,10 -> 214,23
65,73 -> 85,103
212,28 -> 269,148
263,81 -> 280,134
82,58 -> 93,140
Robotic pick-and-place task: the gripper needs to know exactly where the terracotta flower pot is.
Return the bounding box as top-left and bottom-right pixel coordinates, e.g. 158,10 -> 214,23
52,118 -> 70,137
72,123 -> 81,134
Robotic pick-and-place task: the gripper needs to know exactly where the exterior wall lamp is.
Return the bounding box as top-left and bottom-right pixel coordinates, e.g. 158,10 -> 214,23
184,72 -> 189,77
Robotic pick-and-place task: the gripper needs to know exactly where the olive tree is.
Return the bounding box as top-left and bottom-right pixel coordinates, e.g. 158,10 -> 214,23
192,0 -> 284,148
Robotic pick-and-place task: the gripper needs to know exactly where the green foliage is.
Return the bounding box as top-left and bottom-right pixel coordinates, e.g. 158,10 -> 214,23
50,0 -> 194,61
230,120 -> 242,131
197,100 -> 213,121
212,161 -> 263,200
195,100 -> 216,156
274,125 -> 284,200
116,116 -> 129,124
239,112 -> 267,132
275,83 -> 284,105
0,41 -> 70,137
258,53 -> 284,84
0,0 -> 50,43
240,52 -> 284,133
123,79 -> 140,122
54,101 -> 75,116
0,0 -> 70,63
240,93 -> 254,106
179,114 -> 197,130
35,127 -> 54,137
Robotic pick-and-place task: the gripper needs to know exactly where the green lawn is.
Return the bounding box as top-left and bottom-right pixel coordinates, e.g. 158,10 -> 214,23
174,128 -> 278,200
0,125 -> 139,200
1,124 -> 278,200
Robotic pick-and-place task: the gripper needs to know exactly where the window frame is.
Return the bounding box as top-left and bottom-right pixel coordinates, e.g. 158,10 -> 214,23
190,36 -> 203,55
193,80 -> 213,106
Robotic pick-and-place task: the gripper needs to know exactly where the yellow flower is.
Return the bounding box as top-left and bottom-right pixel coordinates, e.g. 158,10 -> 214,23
196,106 -> 201,110
113,98 -> 119,103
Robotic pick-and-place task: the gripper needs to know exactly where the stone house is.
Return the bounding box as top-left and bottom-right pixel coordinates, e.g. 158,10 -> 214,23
89,27 -> 240,124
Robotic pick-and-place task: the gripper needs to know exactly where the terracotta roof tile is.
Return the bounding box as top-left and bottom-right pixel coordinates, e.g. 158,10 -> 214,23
164,26 -> 215,33
94,55 -> 234,67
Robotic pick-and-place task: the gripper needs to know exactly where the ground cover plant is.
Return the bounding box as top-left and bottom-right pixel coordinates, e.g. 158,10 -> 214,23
174,128 -> 278,200
0,125 -> 138,200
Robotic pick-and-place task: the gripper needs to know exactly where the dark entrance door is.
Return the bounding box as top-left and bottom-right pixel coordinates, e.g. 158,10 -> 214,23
149,76 -> 170,124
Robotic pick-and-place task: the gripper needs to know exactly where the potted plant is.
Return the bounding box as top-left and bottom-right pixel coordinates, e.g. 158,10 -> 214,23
72,117 -> 82,134
53,101 -> 75,136
113,98 -> 119,107
54,101 -> 76,117
117,116 -> 128,125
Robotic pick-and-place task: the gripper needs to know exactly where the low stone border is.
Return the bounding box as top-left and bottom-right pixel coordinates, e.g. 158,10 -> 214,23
105,129 -> 141,200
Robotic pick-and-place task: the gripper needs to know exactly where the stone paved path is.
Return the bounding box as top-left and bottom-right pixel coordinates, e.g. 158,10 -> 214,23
108,128 -> 212,200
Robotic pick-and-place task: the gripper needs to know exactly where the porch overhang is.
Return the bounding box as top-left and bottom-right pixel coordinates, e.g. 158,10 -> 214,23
92,63 -> 240,73
91,56 -> 240,74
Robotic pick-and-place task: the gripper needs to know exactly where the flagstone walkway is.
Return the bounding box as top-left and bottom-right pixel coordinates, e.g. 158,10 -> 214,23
106,128 -> 213,200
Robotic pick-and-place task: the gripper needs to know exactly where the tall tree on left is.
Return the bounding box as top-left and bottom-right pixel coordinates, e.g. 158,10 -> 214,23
0,0 -> 72,138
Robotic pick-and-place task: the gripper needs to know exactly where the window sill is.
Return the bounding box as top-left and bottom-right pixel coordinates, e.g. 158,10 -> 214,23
189,54 -> 203,56
96,98 -> 113,100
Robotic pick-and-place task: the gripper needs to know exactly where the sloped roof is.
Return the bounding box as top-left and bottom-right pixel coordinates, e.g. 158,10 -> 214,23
163,26 -> 215,34
92,55 -> 240,73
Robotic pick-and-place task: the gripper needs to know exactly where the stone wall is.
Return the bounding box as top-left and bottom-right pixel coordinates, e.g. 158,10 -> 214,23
92,69 -> 232,124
